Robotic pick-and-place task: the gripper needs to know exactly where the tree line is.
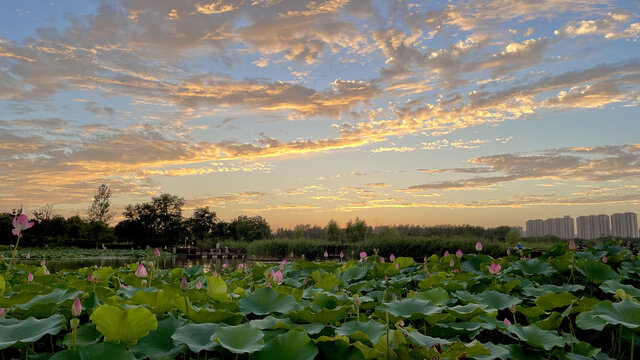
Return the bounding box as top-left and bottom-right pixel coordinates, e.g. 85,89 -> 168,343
1,185 -> 513,248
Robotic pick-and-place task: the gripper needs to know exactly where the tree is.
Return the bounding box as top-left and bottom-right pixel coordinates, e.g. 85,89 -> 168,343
506,228 -> 521,244
88,184 -> 114,224
151,193 -> 185,245
345,218 -> 367,243
229,216 -> 271,242
186,207 -> 217,241
326,219 -> 341,243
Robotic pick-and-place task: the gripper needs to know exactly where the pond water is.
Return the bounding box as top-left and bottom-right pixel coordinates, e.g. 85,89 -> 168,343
15,256 -> 250,273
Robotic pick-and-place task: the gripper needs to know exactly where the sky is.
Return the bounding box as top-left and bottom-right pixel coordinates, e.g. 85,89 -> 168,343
0,0 -> 639,229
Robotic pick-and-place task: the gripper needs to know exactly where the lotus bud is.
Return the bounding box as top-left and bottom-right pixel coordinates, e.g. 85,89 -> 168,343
334,285 -> 338,292
41,259 -> 46,266
238,263 -> 244,270
302,276 -> 308,285
444,250 -> 449,257
569,239 -> 576,250
324,251 -> 328,258
212,270 -> 218,277
154,248 -> 160,257
135,263 -> 147,278
392,293 -> 397,301
453,269 -> 458,273
273,270 -> 283,285
380,257 -> 385,263
504,318 -> 511,325
266,282 -> 271,288
222,263 -> 227,268
86,274 -> 93,283
389,253 -> 395,262
141,279 -> 147,287
27,273 -> 33,282
475,242 -> 482,252
602,255 -> 607,263
507,248 -> 511,255
450,259 -> 455,267
71,298 -> 82,317
26,252 -> 30,259
395,263 -> 399,270
45,268 -> 50,275
0,308 -> 5,319
384,275 -> 388,281
456,250 -> 463,259
359,251 -> 367,259
267,269 -> 274,279
510,304 -> 516,313
196,280 -> 202,290
180,276 -> 188,291
340,251 -> 344,259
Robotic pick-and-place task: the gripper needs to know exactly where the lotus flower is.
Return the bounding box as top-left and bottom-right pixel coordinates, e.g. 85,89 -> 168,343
266,282 -> 271,288
273,270 -> 283,285
389,253 -> 396,262
180,276 -> 188,291
450,259 -> 455,267
456,250 -> 462,259
154,248 -> 160,256
359,251 -> 367,259
45,268 -> 50,275
340,251 -> 344,259
135,263 -> 147,278
12,214 -> 34,236
27,273 -> 33,282
196,280 -> 202,289
238,263 -> 244,270
489,262 -> 501,275
41,259 -> 46,266
87,274 -> 93,282
380,257 -> 385,263
71,298 -> 82,317
323,251 -> 328,258
569,238 -> 576,250
506,248 -> 511,255
444,250 -> 449,257
510,304 -> 516,313
26,252 -> 30,259
392,293 -> 397,301
0,308 -> 5,319
475,242 -> 482,252
504,318 -> 511,325
222,263 -> 227,268
212,270 -> 218,277
602,255 -> 607,263
395,263 -> 399,270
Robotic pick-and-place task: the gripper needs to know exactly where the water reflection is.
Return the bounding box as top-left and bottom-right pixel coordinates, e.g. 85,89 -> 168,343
16,256 -> 249,273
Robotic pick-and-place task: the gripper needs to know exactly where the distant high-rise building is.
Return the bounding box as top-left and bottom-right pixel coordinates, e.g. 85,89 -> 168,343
611,212 -> 638,238
526,219 -> 544,237
526,216 -> 574,239
576,214 -> 610,239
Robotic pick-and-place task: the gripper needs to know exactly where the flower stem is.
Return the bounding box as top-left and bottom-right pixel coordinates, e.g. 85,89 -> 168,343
6,234 -> 21,278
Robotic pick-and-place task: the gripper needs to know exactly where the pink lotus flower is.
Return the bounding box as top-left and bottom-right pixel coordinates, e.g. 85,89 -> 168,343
504,318 -> 511,325
489,262 -> 501,275
12,214 -> 34,236
154,248 -> 160,256
395,263 -> 399,270
26,252 -> 30,259
212,270 -> 218,277
222,263 -> 227,268
71,298 -> 82,317
380,257 -> 385,263
340,251 -> 344,259
196,280 -> 202,289
506,248 -> 511,255
180,276 -> 188,291
266,282 -> 271,288
41,259 -> 46,266
27,273 -> 33,282
267,269 -> 274,279
456,250 -> 463,259
450,259 -> 455,267
87,274 -> 93,282
569,239 -> 576,250
359,251 -> 367,259
324,251 -> 328,258
273,270 -> 283,285
392,293 -> 397,301
389,253 -> 396,262
238,263 -> 244,270
444,250 -> 449,257
602,255 -> 607,263
45,268 -> 50,275
475,242 -> 482,252
0,308 -> 5,319
135,263 -> 147,278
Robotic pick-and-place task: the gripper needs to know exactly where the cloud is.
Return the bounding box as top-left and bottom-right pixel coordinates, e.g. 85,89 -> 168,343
184,192 -> 265,209
408,144 -> 640,191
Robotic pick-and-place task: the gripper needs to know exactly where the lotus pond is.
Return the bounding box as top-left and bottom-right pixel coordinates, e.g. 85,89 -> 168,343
0,243 -> 639,359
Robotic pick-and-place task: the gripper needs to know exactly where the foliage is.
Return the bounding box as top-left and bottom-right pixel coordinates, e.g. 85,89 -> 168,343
228,215 -> 271,242
87,184 -> 114,224
345,218 -> 367,243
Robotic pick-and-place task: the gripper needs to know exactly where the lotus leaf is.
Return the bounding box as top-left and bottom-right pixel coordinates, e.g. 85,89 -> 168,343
130,317 -> 185,360
50,342 -> 136,360
403,330 -> 448,348
341,266 -> 368,283
521,283 -> 584,297
508,259 -> 556,276
335,321 -> 386,344
381,298 -> 441,319
238,287 -> 296,315
15,288 -> 82,312
311,271 -> 340,291
315,336 -> 365,360
535,292 -> 577,310
171,322 -> 221,353
183,265 -> 203,278
206,276 -> 228,302
90,304 -> 158,347
446,303 -> 496,321
415,287 -> 449,305
600,279 -> 640,298
62,323 -> 102,347
253,330 -> 318,360
575,260 -> 620,283
506,324 -> 565,350
0,314 -> 64,350
576,298 -> 640,331
212,323 -> 265,354
455,290 -> 521,310
174,299 -> 242,324
127,288 -> 180,313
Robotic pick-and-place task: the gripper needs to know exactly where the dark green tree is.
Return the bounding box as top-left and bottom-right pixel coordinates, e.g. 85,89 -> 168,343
88,184 -> 114,224
326,219 -> 341,243
186,207 -> 217,241
345,218 -> 367,243
229,215 -> 271,242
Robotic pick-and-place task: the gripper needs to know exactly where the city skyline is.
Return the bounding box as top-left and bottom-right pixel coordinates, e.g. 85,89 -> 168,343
1,1 -> 640,229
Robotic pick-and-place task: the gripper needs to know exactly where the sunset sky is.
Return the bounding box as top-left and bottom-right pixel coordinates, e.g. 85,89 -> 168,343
1,0 -> 639,229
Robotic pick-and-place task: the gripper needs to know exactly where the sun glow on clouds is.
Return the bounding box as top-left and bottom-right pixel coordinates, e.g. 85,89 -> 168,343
0,0 -> 639,227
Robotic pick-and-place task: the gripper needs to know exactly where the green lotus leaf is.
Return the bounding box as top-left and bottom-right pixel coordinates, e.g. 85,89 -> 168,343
253,330 -> 318,360
127,288 -> 181,313
522,284 -> 584,297
473,342 -> 511,360
575,260 -> 620,283
311,271 -> 340,291
238,287 -> 296,315
212,323 -> 264,354
15,288 -> 82,312
206,276 -> 228,302
0,275 -> 5,294
117,285 -> 157,300
508,259 -> 556,277
576,298 -> 640,331
461,254 -> 494,274
403,329 -> 448,348
250,316 -> 296,330
91,267 -> 117,282
381,298 -> 442,319
506,324 -> 565,350
51,342 -> 137,360
288,306 -> 348,324
439,340 -> 490,359
415,288 -> 450,305
515,305 -> 545,318
535,292 -> 577,311
184,265 -> 203,278
439,321 -> 496,333
455,290 -> 522,310
130,317 -> 185,360
335,321 -> 386,344
446,303 -> 496,321
0,314 -> 64,350
501,344 -> 545,360
174,300 -> 242,324
90,304 -> 158,348
172,322 -> 221,353
534,311 -> 563,330
316,336 -> 365,360
600,280 -> 640,298
62,322 -> 102,348
341,267 -> 368,283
